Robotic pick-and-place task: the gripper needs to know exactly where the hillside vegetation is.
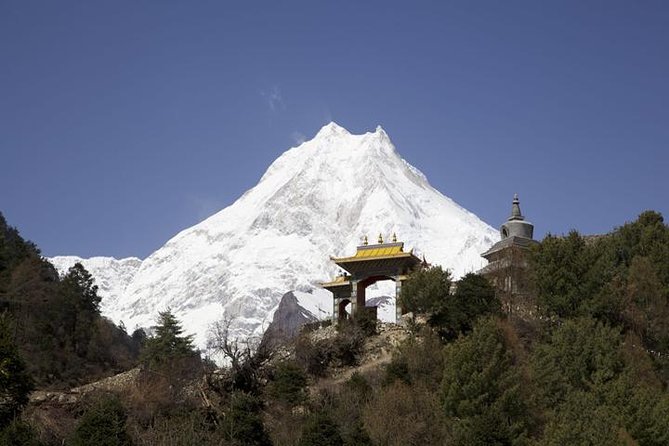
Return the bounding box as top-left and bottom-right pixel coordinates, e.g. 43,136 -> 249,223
1,211 -> 668,445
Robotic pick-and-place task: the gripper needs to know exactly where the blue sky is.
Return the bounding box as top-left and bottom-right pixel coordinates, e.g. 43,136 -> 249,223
1,1 -> 667,258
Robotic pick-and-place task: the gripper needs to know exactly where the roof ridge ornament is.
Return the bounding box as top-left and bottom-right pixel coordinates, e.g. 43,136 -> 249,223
392,232 -> 397,243
363,235 -> 368,246
378,233 -> 384,244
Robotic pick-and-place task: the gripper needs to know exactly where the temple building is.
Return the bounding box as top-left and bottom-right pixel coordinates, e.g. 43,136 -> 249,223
321,234 -> 423,323
479,194 -> 538,316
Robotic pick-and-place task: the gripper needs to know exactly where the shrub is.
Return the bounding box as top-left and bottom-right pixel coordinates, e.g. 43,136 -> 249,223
220,392 -> 271,446
442,317 -> 534,445
298,412 -> 343,446
398,266 -> 451,315
268,360 -> 308,405
70,395 -> 132,446
294,324 -> 365,377
364,382 -> 449,446
0,420 -> 42,446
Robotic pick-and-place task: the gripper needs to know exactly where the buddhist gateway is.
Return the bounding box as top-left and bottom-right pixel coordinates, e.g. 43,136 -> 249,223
321,195 -> 537,323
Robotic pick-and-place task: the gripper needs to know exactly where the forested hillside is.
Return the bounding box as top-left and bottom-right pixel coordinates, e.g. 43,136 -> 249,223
1,211 -> 668,445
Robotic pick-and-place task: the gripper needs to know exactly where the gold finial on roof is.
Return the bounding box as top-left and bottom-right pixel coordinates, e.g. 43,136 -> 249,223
363,235 -> 368,246
392,232 -> 397,243
378,233 -> 384,244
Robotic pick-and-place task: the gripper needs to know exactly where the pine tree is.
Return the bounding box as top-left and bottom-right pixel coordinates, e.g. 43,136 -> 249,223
220,392 -> 272,446
442,317 -> 533,445
398,266 -> 451,315
430,273 -> 500,340
0,314 -> 33,428
141,310 -> 196,367
298,412 -> 343,446
69,395 -> 132,446
57,263 -> 101,356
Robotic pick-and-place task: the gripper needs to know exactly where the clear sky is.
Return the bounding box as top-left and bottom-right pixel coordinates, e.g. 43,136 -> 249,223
1,1 -> 667,259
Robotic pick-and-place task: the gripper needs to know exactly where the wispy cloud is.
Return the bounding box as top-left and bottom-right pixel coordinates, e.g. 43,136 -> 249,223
261,86 -> 285,111
185,195 -> 226,221
291,131 -> 306,145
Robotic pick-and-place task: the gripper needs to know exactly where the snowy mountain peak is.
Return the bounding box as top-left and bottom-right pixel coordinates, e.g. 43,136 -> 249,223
52,124 -> 499,348
315,121 -> 350,138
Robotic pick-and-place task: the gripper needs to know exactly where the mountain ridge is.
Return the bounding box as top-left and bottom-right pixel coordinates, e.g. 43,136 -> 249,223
49,123 -> 498,346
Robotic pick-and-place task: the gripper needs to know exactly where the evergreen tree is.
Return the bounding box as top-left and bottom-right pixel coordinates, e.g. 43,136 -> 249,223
267,360 -> 307,405
298,412 -> 343,446
69,395 -> 132,446
441,317 -> 533,445
531,317 -> 624,408
430,273 -> 500,340
57,263 -> 101,356
398,266 -> 451,315
220,392 -> 272,446
540,390 -> 624,446
530,231 -> 592,318
141,310 -> 196,368
0,313 -> 33,428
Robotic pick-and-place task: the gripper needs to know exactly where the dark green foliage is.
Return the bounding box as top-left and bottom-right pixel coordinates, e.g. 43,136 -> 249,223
220,392 -> 272,446
70,395 -> 132,446
0,213 -> 141,388
442,317 -> 533,445
394,327 -> 445,391
0,419 -> 43,446
141,310 -> 197,368
342,420 -> 373,446
604,374 -> 669,446
383,356 -> 411,385
298,412 -> 343,446
0,314 -> 33,428
267,360 -> 307,405
430,273 -> 500,340
611,211 -> 669,285
619,256 -> 669,355
531,318 -> 624,408
0,212 -> 44,293
540,390 -> 623,446
398,265 -> 451,314
56,263 -> 101,357
531,231 -> 593,318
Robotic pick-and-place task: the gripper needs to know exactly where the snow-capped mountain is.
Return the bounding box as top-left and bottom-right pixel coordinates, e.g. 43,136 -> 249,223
48,256 -> 141,320
50,123 -> 498,347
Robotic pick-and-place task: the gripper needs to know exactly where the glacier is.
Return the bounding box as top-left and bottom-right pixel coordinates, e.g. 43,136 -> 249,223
49,122 -> 498,347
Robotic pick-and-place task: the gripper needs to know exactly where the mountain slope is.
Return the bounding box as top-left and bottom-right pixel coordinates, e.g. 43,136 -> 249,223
48,256 -> 141,322
54,123 -> 498,346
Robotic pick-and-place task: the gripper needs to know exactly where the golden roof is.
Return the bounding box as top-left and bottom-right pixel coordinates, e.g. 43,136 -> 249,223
321,275 -> 351,288
331,242 -> 414,264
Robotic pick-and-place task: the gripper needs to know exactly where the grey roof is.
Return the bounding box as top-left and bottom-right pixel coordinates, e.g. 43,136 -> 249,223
481,236 -> 538,258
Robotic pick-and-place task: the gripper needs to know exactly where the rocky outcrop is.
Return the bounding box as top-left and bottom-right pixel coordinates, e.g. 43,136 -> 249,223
29,368 -> 140,405
262,291 -> 319,348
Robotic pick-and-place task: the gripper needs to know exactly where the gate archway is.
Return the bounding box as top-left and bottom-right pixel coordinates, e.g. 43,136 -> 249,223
322,235 -> 424,323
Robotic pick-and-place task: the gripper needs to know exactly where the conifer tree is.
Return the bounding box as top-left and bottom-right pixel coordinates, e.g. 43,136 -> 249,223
441,317 -> 533,445
69,395 -> 132,446
141,309 -> 196,367
430,273 -> 500,340
398,266 -> 451,315
0,314 -> 33,428
57,263 -> 101,356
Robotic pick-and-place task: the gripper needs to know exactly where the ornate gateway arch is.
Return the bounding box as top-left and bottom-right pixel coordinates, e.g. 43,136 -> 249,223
321,234 -> 424,323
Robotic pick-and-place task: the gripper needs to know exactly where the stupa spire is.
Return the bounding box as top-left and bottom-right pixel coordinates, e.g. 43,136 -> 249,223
509,193 -> 524,221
